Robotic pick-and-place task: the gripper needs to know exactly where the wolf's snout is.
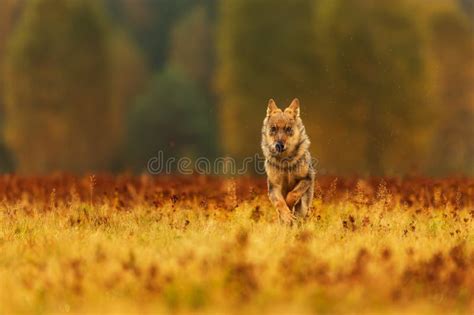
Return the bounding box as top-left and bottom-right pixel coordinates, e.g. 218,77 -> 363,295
275,141 -> 285,153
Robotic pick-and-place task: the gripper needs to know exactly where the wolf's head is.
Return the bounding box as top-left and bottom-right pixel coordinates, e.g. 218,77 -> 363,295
262,98 -> 308,159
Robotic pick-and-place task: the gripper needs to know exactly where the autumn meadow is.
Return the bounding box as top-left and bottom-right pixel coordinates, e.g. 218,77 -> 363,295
0,174 -> 472,314
1,0 -> 473,314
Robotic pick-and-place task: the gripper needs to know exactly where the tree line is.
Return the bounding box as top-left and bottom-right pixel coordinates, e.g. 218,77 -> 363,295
218,0 -> 473,175
0,0 -> 472,175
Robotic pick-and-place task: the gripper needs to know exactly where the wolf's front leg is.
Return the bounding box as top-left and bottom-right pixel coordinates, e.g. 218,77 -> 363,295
294,188 -> 313,217
286,178 -> 312,213
268,182 -> 296,224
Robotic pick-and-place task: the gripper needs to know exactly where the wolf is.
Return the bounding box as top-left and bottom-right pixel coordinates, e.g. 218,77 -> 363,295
261,98 -> 315,224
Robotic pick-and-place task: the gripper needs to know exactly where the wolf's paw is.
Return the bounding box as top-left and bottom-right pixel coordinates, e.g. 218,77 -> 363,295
279,208 -> 297,225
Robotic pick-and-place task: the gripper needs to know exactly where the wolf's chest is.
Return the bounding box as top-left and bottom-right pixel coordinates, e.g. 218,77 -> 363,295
265,162 -> 300,194
280,172 -> 298,195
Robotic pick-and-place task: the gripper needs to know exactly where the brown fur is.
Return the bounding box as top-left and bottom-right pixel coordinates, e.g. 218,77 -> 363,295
261,98 -> 315,224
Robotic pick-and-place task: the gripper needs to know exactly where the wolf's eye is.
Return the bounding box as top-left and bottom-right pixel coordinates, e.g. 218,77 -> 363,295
270,126 -> 277,134
285,127 -> 293,135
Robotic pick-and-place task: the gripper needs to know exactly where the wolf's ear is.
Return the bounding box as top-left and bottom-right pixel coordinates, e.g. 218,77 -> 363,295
285,98 -> 300,118
266,99 -> 280,116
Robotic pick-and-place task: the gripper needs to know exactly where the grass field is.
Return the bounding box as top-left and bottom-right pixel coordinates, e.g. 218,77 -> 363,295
0,175 -> 473,314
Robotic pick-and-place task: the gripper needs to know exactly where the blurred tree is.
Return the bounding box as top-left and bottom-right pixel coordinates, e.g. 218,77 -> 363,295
169,4 -> 214,91
315,0 -> 432,175
216,0 -> 433,175
0,0 -> 23,109
458,0 -> 474,25
127,67 -> 215,171
428,8 -> 474,175
108,31 -> 149,170
4,0 -> 144,173
105,0 -> 198,70
0,0 -> 24,172
216,0 -> 322,162
166,3 -> 218,159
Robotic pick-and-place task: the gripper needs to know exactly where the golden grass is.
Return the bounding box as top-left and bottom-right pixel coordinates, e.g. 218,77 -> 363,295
0,175 -> 473,314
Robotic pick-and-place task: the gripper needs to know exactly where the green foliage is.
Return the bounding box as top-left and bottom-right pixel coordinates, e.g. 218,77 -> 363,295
0,142 -> 14,172
3,0 -> 143,173
105,0 -> 198,70
169,4 -> 214,91
127,67 -> 216,171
